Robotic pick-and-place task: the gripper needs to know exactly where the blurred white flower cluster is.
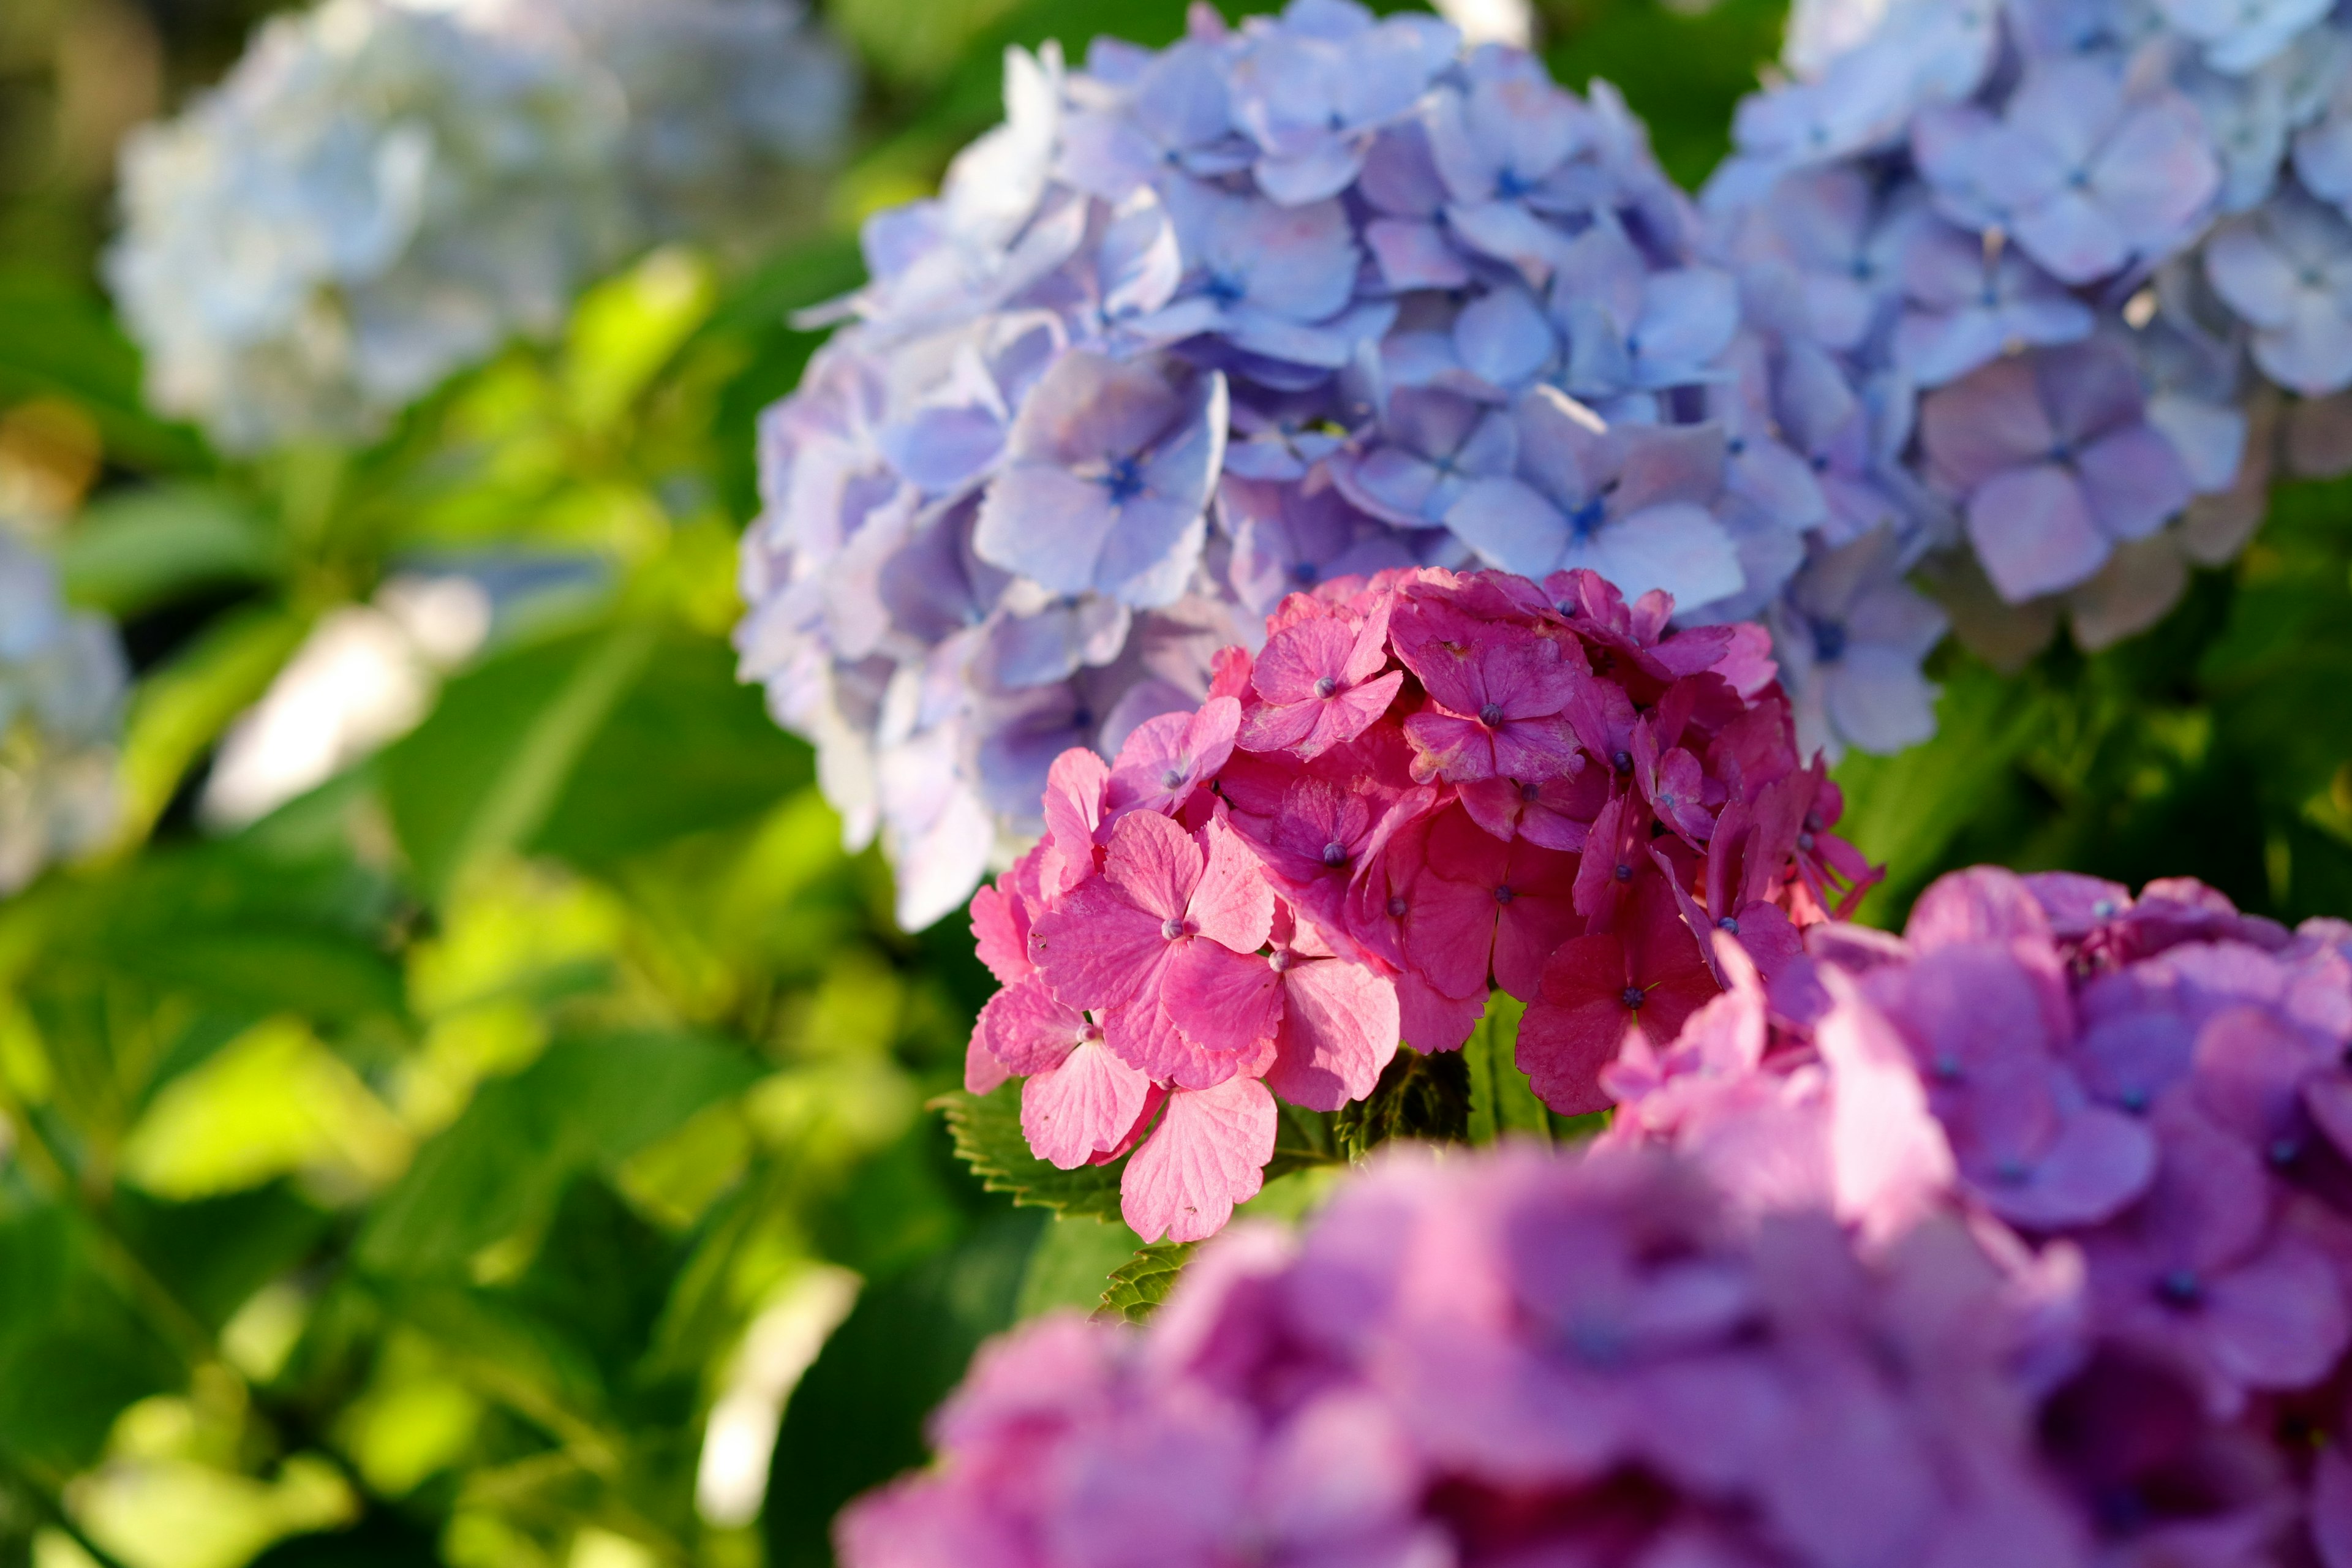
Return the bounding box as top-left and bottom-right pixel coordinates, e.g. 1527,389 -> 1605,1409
0,529 -> 127,893
107,0 -> 853,454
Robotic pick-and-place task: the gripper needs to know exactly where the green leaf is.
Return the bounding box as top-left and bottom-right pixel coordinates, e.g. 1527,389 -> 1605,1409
245,1511 -> 440,1568
0,269 -> 208,471
379,621 -> 657,900
764,1212 -> 1041,1568
937,1083 -> 1126,1221
1546,0 -> 1786,189
529,631 -> 812,870
1464,992 -> 1553,1145
358,1031 -> 761,1276
1831,657 -> 2049,924
564,249 -> 716,432
111,1184 -> 333,1332
0,1203 -> 180,1471
1333,1046 -> 1472,1158
60,484 -> 282,614
1016,1213 -> 1142,1319
1095,1241 -> 1195,1324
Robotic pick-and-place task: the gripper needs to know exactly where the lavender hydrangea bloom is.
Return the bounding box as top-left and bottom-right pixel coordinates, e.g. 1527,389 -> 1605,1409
741,1 -> 1959,925
1774,529 -> 1948,758
2204,187 -> 2352,396
1446,387 -> 1743,606
974,352 -> 1228,605
1710,0 -> 2352,650
1922,341 -> 2193,601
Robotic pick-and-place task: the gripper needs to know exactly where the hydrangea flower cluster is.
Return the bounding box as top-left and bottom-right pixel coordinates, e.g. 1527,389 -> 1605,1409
847,863 -> 2352,1568
108,0 -> 851,454
736,0 -> 1950,932
963,563 -> 1874,1244
1713,0 -> 2352,655
1608,864 -> 2352,1562
841,1142 -> 2093,1568
0,529 -> 127,894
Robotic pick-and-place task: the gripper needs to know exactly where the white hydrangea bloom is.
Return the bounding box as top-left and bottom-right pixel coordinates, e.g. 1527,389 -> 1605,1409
0,530 -> 127,892
108,0 -> 852,454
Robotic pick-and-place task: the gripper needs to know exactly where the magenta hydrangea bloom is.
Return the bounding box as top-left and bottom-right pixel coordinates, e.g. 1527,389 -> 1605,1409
962,562 -> 1871,1243
737,1 -> 1943,930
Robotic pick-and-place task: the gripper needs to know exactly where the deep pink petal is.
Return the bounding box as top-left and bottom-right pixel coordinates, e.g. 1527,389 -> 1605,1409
1189,816 -> 1276,953
1031,876 -> 1175,1011
1023,1038 -> 1156,1169
1164,940 -> 1286,1081
1041,748 -> 1110,900
1103,809 -> 1205,921
1265,959 -> 1401,1111
1120,1076 -> 1279,1242
981,977 -> 1091,1076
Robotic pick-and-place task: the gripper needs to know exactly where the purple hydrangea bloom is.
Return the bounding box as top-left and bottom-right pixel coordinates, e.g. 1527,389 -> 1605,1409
741,2 -> 1950,926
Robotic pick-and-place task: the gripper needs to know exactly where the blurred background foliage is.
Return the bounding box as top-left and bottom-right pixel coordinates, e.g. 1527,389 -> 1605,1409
0,1 -> 2347,1567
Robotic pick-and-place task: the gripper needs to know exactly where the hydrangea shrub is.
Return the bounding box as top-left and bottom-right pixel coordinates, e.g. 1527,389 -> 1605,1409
852,862 -> 2352,1568
107,0 -> 851,453
962,563 -> 1874,1243
736,0 -> 1950,932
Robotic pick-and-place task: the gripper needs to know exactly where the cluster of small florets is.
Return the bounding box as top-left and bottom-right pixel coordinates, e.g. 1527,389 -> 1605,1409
1711,0 -> 2352,658
736,0 -> 1951,931
840,1142 -> 2094,1568
858,862 -> 2352,1567
1606,864 -> 2352,1562
963,564 -> 1874,1243
0,530 -> 127,893
107,0 -> 850,454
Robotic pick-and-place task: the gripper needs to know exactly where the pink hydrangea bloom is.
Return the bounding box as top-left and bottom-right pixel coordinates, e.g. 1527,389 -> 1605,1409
962,563 -> 1866,1243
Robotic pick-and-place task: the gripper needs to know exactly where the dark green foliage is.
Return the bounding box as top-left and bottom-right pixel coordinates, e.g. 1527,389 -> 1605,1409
1335,1046 -> 1474,1158
763,1213 -> 1042,1568
246,1510 -> 442,1568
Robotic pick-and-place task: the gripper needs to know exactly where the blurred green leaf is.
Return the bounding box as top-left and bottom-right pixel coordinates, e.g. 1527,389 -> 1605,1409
1014,1213 -> 1140,1319
937,1084 -> 1126,1221
245,1510 -> 441,1568
1094,1240 -> 1193,1324
565,249 -> 717,434
0,270 -> 208,471
359,1031 -> 761,1277
763,1212 -> 1041,1568
530,632 -> 812,871
380,622 -> 657,900
111,1185 -> 332,1333
61,484 -> 281,615
1832,658 -> 2049,923
1546,0 -> 1784,189
0,1202 -> 180,1471
1464,993 -> 1551,1145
